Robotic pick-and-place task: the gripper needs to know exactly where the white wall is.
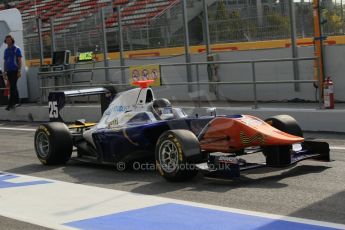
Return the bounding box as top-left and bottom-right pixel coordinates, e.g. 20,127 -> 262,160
0,8 -> 28,98
26,44 -> 345,102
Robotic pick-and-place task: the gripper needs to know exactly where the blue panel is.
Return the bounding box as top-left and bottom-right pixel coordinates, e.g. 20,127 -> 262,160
0,174 -> 51,189
92,117 -> 213,163
65,203 -> 340,230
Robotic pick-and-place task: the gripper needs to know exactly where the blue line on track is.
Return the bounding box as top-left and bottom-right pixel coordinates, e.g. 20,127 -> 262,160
0,174 -> 52,189
65,203 -> 340,230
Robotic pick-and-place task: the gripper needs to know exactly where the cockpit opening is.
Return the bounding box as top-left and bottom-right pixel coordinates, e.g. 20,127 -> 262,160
146,89 -> 154,103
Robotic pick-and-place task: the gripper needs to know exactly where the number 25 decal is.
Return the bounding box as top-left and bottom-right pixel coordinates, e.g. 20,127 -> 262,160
48,101 -> 58,119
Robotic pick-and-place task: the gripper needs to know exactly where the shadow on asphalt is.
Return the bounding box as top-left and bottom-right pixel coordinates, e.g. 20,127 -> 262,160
5,161 -> 330,196
5,163 -> 62,174
129,165 -> 330,195
289,190 -> 345,225
251,189 -> 345,229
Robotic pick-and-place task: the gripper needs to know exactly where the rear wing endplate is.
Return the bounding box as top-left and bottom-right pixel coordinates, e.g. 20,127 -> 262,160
48,87 -> 116,122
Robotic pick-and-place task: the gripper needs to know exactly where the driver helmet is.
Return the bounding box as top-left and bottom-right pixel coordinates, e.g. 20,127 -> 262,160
152,98 -> 174,120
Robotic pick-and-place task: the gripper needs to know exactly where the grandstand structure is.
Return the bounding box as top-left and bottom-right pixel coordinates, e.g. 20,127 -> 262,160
0,0 -> 179,33
0,0 -> 294,33
0,0 -> 183,57
0,1 -> 227,28
0,0 -> 344,60
3,0 -> 224,58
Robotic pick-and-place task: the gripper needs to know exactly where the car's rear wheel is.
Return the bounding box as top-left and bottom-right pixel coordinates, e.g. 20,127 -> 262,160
34,122 -> 73,165
263,115 -> 303,166
155,130 -> 201,182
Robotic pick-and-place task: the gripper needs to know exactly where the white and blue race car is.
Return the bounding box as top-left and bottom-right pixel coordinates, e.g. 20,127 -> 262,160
34,81 -> 330,181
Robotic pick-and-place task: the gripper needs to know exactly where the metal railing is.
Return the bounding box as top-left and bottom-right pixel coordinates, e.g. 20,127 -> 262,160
37,56 -> 322,109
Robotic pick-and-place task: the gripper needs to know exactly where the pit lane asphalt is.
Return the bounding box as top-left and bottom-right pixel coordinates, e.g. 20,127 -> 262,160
0,121 -> 344,229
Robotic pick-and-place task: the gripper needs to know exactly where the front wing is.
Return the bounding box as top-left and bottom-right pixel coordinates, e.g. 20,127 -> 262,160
198,140 -> 330,180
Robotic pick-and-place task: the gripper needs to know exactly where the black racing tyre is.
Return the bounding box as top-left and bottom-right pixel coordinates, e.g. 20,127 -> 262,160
34,122 -> 73,165
155,130 -> 201,182
263,115 -> 303,166
265,115 -> 303,138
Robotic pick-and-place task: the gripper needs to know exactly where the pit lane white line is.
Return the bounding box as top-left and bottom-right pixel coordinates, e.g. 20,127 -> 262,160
330,146 -> 345,150
0,172 -> 344,230
0,127 -> 36,132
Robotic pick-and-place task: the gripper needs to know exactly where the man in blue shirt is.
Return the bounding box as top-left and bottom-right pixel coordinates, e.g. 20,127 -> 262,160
3,34 -> 22,111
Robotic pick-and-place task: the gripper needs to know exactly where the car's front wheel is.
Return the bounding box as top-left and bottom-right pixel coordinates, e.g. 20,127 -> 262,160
155,130 -> 201,182
34,122 -> 73,165
263,115 -> 303,166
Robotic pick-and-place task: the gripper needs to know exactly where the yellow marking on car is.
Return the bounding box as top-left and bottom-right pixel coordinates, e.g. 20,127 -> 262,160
68,123 -> 97,129
123,129 -> 139,146
240,132 -> 265,145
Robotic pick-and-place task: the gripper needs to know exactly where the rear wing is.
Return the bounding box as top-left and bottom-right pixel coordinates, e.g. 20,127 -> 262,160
48,87 -> 116,122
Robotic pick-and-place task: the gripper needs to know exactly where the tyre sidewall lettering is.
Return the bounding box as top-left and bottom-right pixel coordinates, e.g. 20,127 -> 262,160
38,125 -> 50,136
155,130 -> 199,181
39,159 -> 47,164
35,126 -> 52,161
171,137 -> 183,162
156,160 -> 165,176
158,133 -> 184,176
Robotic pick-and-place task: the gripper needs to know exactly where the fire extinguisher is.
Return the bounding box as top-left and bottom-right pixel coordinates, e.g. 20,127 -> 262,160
323,77 -> 334,109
